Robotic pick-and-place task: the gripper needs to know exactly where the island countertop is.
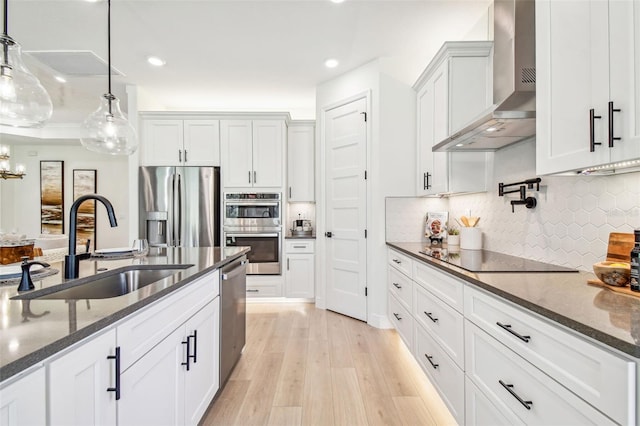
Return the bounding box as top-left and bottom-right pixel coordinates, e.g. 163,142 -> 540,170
387,242 -> 640,359
0,246 -> 249,382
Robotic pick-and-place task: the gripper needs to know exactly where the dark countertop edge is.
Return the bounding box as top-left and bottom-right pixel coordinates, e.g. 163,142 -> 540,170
0,249 -> 249,383
386,242 -> 640,359
285,235 -> 316,239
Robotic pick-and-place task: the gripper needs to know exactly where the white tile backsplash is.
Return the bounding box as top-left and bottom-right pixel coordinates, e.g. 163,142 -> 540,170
386,139 -> 640,272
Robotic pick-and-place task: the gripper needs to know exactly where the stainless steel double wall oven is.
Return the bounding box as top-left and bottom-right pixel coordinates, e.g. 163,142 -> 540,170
223,193 -> 282,275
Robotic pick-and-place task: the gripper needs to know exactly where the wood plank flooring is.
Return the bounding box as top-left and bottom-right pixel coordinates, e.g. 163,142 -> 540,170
202,303 -> 456,426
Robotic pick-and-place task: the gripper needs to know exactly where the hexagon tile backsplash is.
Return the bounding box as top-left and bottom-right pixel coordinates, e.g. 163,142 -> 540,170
386,140 -> 640,272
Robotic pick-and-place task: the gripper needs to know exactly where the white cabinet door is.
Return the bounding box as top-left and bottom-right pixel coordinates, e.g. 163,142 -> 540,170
221,120 -> 254,188
142,119 -> 184,166
252,120 -> 284,188
536,0 -> 639,174
287,124 -> 315,202
118,326 -> 185,426
414,42 -> 492,196
184,298 -> 220,425
183,120 -> 220,166
48,329 -> 117,426
609,0 -> 640,163
285,253 -> 315,298
0,368 -> 46,426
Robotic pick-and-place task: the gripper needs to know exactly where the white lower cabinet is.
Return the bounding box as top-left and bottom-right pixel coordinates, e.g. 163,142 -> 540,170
388,292 -> 413,351
0,367 -> 46,426
48,330 -> 117,425
119,297 -> 220,426
284,239 -> 315,298
414,323 -> 465,425
465,320 -> 615,425
465,377 -> 518,426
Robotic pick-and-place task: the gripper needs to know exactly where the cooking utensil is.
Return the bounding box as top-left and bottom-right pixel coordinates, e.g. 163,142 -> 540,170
460,216 -> 470,227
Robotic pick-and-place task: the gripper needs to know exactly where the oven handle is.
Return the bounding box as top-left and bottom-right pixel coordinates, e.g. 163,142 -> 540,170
225,202 -> 280,207
226,233 -> 280,238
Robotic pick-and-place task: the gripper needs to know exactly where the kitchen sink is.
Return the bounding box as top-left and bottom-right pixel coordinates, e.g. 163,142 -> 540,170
12,264 -> 194,300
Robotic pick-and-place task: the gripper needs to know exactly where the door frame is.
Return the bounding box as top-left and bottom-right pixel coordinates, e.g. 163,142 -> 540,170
315,90 -> 372,321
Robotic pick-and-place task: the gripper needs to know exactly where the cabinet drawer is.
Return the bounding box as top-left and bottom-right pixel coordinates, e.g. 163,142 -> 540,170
388,292 -> 413,351
387,249 -> 413,278
413,261 -> 464,313
414,323 -> 464,425
465,286 -> 636,426
285,240 -> 315,254
465,376 -> 519,426
465,321 -> 615,426
388,266 -> 413,311
413,284 -> 464,369
117,273 -> 218,372
246,283 -> 281,297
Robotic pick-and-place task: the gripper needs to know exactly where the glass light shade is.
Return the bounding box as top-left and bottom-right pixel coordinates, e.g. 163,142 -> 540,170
0,36 -> 53,128
81,94 -> 138,155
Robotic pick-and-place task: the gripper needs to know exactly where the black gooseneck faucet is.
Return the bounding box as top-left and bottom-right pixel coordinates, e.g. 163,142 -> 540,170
64,194 -> 118,279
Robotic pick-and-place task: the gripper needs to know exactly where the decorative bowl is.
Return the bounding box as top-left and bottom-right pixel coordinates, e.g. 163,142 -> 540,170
593,261 -> 631,287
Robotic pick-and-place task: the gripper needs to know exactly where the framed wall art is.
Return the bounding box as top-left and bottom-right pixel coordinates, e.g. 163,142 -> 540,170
73,169 -> 97,250
40,161 -> 64,235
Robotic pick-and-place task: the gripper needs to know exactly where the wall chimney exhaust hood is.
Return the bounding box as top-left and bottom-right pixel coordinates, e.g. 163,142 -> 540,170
433,0 -> 536,152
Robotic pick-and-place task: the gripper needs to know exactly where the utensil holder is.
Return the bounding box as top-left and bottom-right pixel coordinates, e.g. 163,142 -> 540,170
460,227 -> 482,250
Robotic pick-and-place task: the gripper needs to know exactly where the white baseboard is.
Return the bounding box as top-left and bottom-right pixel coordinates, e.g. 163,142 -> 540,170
368,312 -> 393,329
246,297 -> 315,304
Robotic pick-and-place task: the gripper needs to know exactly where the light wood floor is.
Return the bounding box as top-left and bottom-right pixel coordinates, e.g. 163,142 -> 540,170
202,303 -> 456,426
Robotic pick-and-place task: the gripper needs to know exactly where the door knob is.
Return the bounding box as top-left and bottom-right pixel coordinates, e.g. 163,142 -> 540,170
325,232 -> 332,238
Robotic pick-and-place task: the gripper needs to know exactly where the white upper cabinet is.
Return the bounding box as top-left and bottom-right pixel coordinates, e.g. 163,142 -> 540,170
287,122 -> 315,202
415,42 -> 493,196
141,116 -> 220,166
221,119 -> 285,189
536,0 -> 640,175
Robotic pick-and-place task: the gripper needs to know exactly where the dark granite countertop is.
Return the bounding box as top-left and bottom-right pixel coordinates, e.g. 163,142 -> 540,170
387,242 -> 640,359
285,233 -> 316,239
0,246 -> 249,382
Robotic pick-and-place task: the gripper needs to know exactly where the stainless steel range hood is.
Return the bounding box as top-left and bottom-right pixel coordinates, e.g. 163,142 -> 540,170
433,0 -> 536,152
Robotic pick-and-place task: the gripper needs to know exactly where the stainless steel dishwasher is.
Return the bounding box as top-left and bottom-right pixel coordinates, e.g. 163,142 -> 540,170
220,255 -> 247,387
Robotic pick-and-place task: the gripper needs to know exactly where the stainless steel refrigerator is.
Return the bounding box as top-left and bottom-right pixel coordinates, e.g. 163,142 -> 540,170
139,166 -> 220,247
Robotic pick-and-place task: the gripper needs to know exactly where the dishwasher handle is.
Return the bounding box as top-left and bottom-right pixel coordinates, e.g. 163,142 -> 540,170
222,259 -> 248,280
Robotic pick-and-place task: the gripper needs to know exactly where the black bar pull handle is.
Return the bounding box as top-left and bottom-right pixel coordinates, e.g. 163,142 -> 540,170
499,380 -> 533,410
608,101 -> 621,147
392,258 -> 401,264
423,172 -> 431,190
106,346 -> 121,400
425,354 -> 439,369
496,322 -> 531,343
393,283 -> 402,289
393,312 -> 402,321
181,338 -> 191,371
178,149 -> 182,162
589,109 -> 602,152
190,330 -> 197,364
424,311 -> 438,323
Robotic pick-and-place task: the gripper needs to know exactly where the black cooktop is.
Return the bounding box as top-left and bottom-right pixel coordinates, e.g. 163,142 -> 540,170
418,247 -> 578,273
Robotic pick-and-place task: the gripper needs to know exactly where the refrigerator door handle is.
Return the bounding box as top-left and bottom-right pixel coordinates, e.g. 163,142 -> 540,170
176,173 -> 183,246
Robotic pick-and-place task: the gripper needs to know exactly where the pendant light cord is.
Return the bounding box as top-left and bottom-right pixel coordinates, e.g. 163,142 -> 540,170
2,0 -> 8,37
2,0 -> 9,66
107,0 -> 113,114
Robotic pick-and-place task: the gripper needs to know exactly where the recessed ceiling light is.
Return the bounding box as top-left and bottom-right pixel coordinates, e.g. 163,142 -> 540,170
54,76 -> 67,83
486,127 -> 497,132
147,56 -> 166,67
324,59 -> 339,68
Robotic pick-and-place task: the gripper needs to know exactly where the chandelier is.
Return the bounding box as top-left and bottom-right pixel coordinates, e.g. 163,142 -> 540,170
0,145 -> 25,179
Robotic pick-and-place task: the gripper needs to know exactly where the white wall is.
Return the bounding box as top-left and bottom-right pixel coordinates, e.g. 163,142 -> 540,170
316,58 -> 416,328
0,143 -> 130,250
386,139 -> 640,272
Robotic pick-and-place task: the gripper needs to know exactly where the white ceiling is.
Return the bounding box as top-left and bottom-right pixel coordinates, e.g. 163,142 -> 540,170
7,0 -> 492,125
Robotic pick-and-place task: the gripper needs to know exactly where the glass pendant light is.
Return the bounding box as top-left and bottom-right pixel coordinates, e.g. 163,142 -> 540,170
0,0 -> 53,128
80,0 -> 137,155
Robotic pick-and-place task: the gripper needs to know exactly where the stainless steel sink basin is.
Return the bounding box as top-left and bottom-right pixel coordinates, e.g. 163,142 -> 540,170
13,264 -> 193,300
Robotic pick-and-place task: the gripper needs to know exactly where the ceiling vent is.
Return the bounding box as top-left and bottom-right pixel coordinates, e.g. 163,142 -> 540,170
24,50 -> 124,77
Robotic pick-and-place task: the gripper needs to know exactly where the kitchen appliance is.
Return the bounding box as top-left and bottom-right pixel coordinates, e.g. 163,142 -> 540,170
220,255 -> 247,387
433,0 -> 536,152
291,218 -> 313,237
139,166 -> 220,247
223,193 -> 282,275
419,248 -> 578,273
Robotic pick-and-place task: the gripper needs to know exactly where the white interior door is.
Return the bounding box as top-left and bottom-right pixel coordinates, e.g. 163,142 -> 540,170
324,97 -> 367,321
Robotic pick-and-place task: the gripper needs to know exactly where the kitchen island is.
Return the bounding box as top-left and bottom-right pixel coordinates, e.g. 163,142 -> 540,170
0,246 -> 249,382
